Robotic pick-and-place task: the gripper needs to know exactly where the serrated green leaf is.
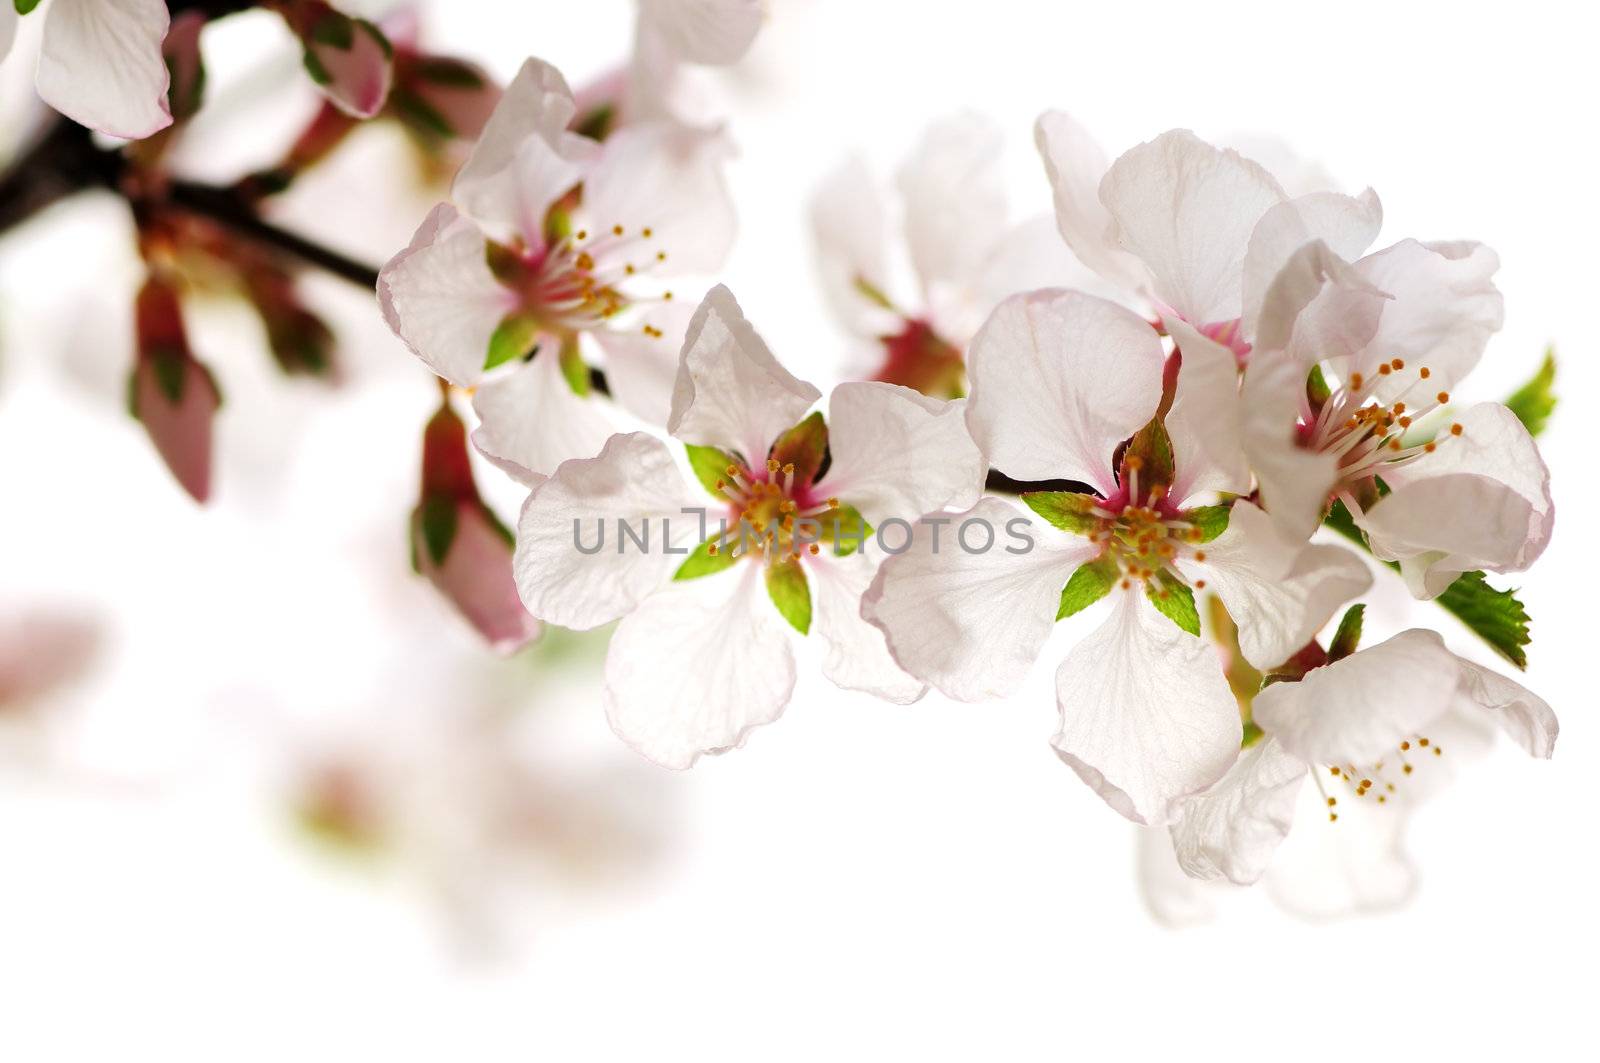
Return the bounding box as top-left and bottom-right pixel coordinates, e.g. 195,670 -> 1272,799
1327,603 -> 1365,662
769,411 -> 828,485
1057,555 -> 1118,620
557,335 -> 589,396
484,314 -> 539,371
1145,574 -> 1200,636
1434,571 -> 1530,670
1022,491 -> 1100,535
765,559 -> 812,635
817,505 -> 871,557
1183,503 -> 1231,543
1504,348 -> 1557,437
417,495 -> 457,567
685,445 -> 736,499
674,537 -> 738,581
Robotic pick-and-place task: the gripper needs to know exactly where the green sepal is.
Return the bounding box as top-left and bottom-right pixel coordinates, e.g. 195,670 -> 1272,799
309,11 -> 355,49
1241,720 -> 1265,748
557,335 -> 590,396
353,18 -> 394,59
1435,571 -> 1531,670
1327,604 -> 1365,662
674,537 -> 737,581
14,0 -> 42,14
417,494 -> 458,567
484,314 -> 540,371
685,445 -> 736,499
1145,574 -> 1200,636
571,102 -> 616,142
411,57 -> 487,89
484,240 -> 527,285
390,89 -> 454,140
769,411 -> 828,485
1022,491 -> 1100,535
765,559 -> 812,635
1504,347 -> 1557,437
1182,503 -> 1231,543
1120,417 -> 1176,496
1306,364 -> 1332,410
301,47 -> 332,87
150,348 -> 188,406
1056,555 -> 1118,621
817,505 -> 871,557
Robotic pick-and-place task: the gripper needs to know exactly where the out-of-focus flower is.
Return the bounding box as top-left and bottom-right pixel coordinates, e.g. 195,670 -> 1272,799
863,289 -> 1370,825
380,56 -> 736,480
1169,628 -> 1556,886
0,609 -> 100,718
128,273 -> 221,503
0,0 -> 172,139
280,0 -> 394,119
810,114 -> 1086,398
514,285 -> 984,768
411,397 -> 541,654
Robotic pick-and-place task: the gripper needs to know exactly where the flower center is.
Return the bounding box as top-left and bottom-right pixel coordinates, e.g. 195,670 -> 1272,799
1314,734 -> 1445,821
1086,459 -> 1210,595
1305,359 -> 1466,496
707,459 -> 842,565
517,222 -> 675,335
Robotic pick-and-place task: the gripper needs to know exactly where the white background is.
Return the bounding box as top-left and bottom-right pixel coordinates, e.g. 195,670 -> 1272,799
1,0 -> 1596,1058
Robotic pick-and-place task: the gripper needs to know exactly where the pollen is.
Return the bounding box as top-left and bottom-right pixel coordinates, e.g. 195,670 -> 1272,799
1437,391 -> 1451,404
612,225 -> 624,236
1450,423 -> 1464,436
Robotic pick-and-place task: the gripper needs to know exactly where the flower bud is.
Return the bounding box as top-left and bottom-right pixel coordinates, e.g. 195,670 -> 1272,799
128,276 -> 221,503
286,1 -> 394,118
411,401 -> 541,653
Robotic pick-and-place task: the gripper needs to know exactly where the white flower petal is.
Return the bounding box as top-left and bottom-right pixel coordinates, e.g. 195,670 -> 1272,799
1033,111 -> 1146,294
37,0 -> 171,139
895,113 -> 1007,297
809,552 -> 925,704
471,349 -> 618,485
638,0 -> 762,65
1251,629 -> 1460,766
604,564 -> 795,769
1163,318 -> 1249,502
809,156 -> 900,338
589,297 -> 697,427
1239,347 -> 1340,541
814,383 -> 984,527
1169,737 -> 1307,885
1180,502 -> 1371,671
965,289 -> 1164,494
513,431 -> 701,630
1,7 -> 16,62
1135,827 -> 1218,928
861,499 -> 1094,702
1250,239 -> 1390,367
667,285 -> 821,463
1098,130 -> 1287,326
1346,239 -> 1504,400
452,57 -> 591,245
1240,189 -> 1382,339
378,203 -> 514,387
581,122 -> 736,276
1453,657 -> 1557,759
1372,401 -> 1552,592
1358,471 -> 1539,599
1052,589 -> 1241,825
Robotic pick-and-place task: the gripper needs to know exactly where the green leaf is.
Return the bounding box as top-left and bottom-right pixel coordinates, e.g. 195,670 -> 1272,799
417,494 -> 458,567
484,314 -> 539,371
1022,491 -> 1100,535
1057,555 -> 1118,620
1145,574 -> 1200,636
557,335 -> 589,396
14,0 -> 42,14
685,445 -> 736,499
1323,498 -> 1365,548
1183,503 -> 1231,543
769,411 -> 828,485
1120,417 -> 1175,497
765,560 -> 812,635
1327,604 -> 1365,662
674,537 -> 737,581
817,505 -> 871,557
1434,571 -> 1531,670
1504,347 -> 1557,437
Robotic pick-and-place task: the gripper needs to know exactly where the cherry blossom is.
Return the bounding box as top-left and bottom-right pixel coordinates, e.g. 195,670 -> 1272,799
380,56 -> 736,482
513,285 -> 985,768
862,289 -> 1371,825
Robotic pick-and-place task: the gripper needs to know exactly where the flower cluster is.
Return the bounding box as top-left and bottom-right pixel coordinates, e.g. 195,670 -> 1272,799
0,2 -> 1559,905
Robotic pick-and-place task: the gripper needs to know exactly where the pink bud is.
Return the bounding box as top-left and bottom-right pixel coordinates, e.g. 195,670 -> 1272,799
290,2 -> 395,119
130,278 -> 220,504
414,501 -> 542,654
163,11 -> 208,122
